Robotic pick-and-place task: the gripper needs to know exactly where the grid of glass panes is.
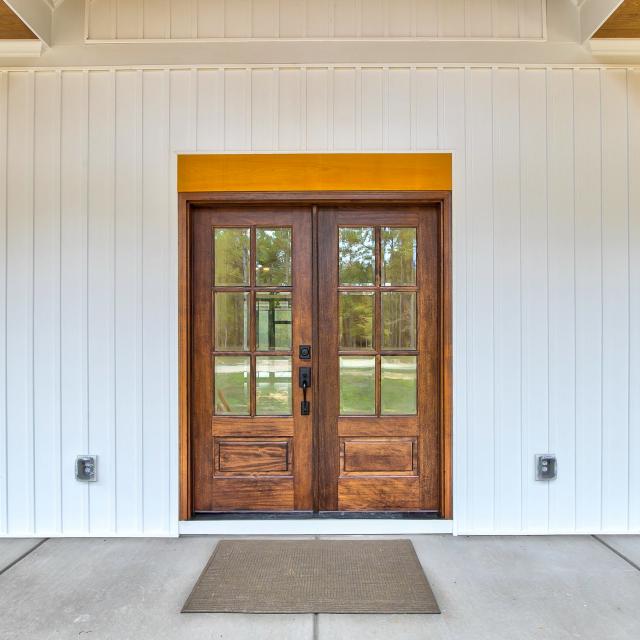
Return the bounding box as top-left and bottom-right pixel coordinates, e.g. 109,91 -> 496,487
338,226 -> 418,416
212,227 -> 293,416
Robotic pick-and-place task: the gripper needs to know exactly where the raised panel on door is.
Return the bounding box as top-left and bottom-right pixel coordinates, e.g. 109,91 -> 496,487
190,206 -> 313,512
316,205 -> 441,513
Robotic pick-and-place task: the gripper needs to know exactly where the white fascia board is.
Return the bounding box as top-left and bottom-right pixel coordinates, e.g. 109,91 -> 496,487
580,0 -> 624,42
3,0 -> 53,47
589,38 -> 640,56
0,39 -> 44,58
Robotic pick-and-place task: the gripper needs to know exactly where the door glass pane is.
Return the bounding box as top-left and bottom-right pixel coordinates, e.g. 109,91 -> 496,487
214,228 -> 250,286
256,356 -> 292,415
256,228 -> 292,286
339,293 -> 374,350
256,292 -> 292,351
339,356 -> 376,415
381,227 -> 417,286
381,356 -> 417,415
339,227 -> 375,286
214,292 -> 249,351
382,292 -> 417,350
214,356 -> 250,415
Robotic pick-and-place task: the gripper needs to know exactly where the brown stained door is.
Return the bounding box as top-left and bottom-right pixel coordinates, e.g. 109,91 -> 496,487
316,205 -> 441,513
191,206 -> 313,512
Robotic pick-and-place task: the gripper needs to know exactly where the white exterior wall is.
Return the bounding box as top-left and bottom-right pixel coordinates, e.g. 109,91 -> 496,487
85,0 -> 546,41
0,63 -> 638,536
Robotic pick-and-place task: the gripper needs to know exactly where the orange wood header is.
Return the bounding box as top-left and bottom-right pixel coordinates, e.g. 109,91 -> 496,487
178,153 -> 452,193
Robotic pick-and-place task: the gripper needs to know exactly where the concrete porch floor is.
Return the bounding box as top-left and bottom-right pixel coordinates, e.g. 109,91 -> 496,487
0,535 -> 639,640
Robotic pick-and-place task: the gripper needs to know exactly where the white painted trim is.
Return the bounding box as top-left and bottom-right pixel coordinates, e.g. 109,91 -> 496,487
170,148 -> 458,537
84,36 -> 548,44
178,520 -> 455,536
589,39 -> 640,56
0,40 -> 43,58
3,63 -> 640,73
3,0 -> 52,46
580,0 -> 624,42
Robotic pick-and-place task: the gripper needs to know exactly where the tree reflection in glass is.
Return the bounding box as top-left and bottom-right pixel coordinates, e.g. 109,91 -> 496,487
214,228 -> 250,286
339,227 -> 375,286
381,227 -> 416,286
339,293 -> 374,350
256,228 -> 292,286
382,292 -> 416,350
214,292 -> 249,351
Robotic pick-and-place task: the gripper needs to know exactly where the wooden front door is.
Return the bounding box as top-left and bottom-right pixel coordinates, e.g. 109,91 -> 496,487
316,205 -> 441,512
191,206 -> 313,512
189,199 -> 446,516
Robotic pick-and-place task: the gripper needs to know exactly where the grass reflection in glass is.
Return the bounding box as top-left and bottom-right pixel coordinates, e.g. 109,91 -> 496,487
381,356 -> 417,415
214,356 -> 250,415
339,356 -> 375,415
256,356 -> 292,415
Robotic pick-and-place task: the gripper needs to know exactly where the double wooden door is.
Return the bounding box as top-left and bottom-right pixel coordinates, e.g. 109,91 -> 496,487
190,201 -> 445,515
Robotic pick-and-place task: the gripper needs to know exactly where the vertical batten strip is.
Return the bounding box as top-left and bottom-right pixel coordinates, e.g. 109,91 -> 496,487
33,71 -> 63,535
492,67 -> 522,532
600,68 -> 630,530
520,67 -> 550,531
438,67 -> 467,532
87,70 -> 117,534
547,68 -> 576,532
168,66 -> 180,534
141,69 -> 171,533
573,68 -> 603,531
628,69 -> 640,531
466,67 -> 495,531
0,71 -> 8,535
136,69 -> 144,532
5,72 -> 36,534
114,69 -> 142,533
59,71 -> 90,534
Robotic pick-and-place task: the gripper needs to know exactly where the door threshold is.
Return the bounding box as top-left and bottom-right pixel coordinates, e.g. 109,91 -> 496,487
179,518 -> 453,536
192,511 -> 440,520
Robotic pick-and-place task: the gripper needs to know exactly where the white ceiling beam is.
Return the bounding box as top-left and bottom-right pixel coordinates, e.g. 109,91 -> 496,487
0,39 -> 43,57
3,0 -> 53,46
579,0 -> 624,42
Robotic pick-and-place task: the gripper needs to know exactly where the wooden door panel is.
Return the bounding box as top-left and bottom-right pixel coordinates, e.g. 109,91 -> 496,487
191,205 -> 312,513
340,438 -> 416,474
215,438 -> 292,474
338,477 -> 421,511
209,478 -> 295,510
317,205 -> 441,513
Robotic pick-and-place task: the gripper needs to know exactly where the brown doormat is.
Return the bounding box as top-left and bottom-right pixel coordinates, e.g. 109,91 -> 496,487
182,539 -> 440,614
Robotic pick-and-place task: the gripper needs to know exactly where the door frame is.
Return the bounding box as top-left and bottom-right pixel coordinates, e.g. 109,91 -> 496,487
179,190 -> 452,521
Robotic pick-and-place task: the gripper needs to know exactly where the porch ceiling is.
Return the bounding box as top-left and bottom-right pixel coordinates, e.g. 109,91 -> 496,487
594,0 -> 640,37
0,1 -> 36,39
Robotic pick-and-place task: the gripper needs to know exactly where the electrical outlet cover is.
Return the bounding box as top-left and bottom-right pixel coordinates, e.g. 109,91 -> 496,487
76,456 -> 97,482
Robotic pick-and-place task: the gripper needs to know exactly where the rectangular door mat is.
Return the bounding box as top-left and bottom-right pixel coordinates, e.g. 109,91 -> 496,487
182,539 -> 440,614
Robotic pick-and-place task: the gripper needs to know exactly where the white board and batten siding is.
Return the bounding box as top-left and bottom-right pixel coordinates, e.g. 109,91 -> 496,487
85,0 -> 546,41
0,64 -> 639,536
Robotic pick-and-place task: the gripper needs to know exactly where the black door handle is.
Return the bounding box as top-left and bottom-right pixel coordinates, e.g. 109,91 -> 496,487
299,367 -> 311,416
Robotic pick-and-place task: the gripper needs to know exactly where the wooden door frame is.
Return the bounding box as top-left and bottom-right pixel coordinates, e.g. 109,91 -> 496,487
178,191 -> 452,521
